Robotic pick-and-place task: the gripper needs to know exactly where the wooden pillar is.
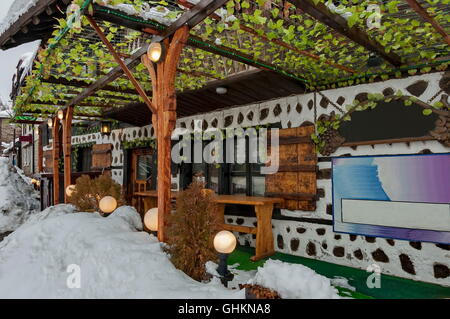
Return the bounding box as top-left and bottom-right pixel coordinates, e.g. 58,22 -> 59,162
142,26 -> 189,242
62,106 -> 74,203
37,125 -> 43,172
52,117 -> 60,205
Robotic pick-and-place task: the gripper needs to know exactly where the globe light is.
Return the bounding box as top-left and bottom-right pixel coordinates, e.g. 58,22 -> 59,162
148,42 -> 163,63
99,196 -> 117,214
213,230 -> 237,254
66,184 -> 76,197
47,118 -> 53,128
34,126 -> 39,135
144,207 -> 158,231
57,109 -> 64,120
214,230 -> 236,285
215,87 -> 227,95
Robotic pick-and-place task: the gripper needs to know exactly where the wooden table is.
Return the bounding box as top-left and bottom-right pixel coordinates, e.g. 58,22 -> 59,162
213,195 -> 284,261
134,191 -> 283,262
134,190 -> 178,213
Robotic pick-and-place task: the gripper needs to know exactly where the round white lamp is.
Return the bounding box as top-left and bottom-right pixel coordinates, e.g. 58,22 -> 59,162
99,196 -> 117,214
57,109 -> 64,120
214,230 -> 237,254
65,184 -> 76,197
144,207 -> 158,232
215,87 -> 227,95
213,230 -> 236,284
148,42 -> 164,63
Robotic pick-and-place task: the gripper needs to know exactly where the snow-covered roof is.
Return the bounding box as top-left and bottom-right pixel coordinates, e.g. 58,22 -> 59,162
0,0 -> 40,38
0,110 -> 11,119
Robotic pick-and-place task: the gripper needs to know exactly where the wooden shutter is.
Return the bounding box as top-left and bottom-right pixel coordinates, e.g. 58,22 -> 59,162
92,144 -> 112,170
265,125 -> 317,211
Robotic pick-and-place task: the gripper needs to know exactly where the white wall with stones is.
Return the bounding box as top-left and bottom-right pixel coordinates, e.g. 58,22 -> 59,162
67,71 -> 450,286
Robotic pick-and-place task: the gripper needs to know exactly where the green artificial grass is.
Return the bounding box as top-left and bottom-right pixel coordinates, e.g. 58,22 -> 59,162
228,245 -> 450,299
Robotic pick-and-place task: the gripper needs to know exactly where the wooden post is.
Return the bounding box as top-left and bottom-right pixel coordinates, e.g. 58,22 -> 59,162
52,117 -> 60,205
142,26 -> 190,242
37,125 -> 43,172
63,106 -> 74,203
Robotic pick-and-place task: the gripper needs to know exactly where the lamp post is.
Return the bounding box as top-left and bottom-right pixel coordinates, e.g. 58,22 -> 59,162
213,230 -> 237,286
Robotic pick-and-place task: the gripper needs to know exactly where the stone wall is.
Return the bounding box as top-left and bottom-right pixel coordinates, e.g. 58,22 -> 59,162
62,71 -> 449,286
0,119 -> 19,153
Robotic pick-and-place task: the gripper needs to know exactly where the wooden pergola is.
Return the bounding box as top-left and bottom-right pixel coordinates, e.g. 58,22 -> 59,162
6,0 -> 450,242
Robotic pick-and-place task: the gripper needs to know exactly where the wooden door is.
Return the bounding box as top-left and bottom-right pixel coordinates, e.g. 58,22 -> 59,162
265,126 -> 318,211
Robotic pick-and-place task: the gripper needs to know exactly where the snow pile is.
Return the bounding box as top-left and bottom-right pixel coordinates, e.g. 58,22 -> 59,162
0,0 -> 39,37
1,142 -> 14,155
0,205 -> 244,299
248,260 -> 341,299
0,158 -> 39,234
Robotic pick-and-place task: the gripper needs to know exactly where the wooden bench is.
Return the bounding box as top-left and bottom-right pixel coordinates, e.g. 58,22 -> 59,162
134,191 -> 284,261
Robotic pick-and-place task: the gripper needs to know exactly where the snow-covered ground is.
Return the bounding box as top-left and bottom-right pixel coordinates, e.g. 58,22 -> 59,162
0,158 -> 39,234
0,204 -> 246,298
0,159 -> 349,298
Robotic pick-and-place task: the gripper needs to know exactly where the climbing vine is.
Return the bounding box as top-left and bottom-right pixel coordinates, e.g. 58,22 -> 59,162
122,137 -> 156,149
12,0 -> 450,120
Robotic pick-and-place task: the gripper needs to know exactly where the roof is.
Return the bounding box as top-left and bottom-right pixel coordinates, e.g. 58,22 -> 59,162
3,0 -> 450,121
0,0 -> 70,50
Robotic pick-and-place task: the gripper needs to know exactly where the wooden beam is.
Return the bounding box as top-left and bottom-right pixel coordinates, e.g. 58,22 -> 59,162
63,106 -> 73,203
288,0 -> 402,66
151,0 -> 231,42
37,125 -> 43,172
67,1 -> 229,113
42,76 -> 151,96
23,109 -> 102,118
405,0 -> 450,46
86,15 -> 157,113
52,117 -> 60,205
142,26 -> 190,243
30,100 -> 121,108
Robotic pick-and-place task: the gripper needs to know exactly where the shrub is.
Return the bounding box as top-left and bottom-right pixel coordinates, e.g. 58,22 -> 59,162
166,181 -> 220,281
68,174 -> 124,212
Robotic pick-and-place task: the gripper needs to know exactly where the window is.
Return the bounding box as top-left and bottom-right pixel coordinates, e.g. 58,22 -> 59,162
71,146 -> 92,172
136,153 -> 152,181
227,137 -> 265,196
181,130 -> 267,196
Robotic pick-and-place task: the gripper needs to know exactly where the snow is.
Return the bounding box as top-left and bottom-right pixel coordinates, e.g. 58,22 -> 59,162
0,110 -> 11,118
331,276 -> 356,292
18,51 -> 36,83
0,0 -> 39,37
0,158 -> 39,234
105,3 -> 181,26
247,259 -> 342,299
0,204 -> 245,298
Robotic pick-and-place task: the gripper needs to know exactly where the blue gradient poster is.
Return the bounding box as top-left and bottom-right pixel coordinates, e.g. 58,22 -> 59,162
332,153 -> 450,244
